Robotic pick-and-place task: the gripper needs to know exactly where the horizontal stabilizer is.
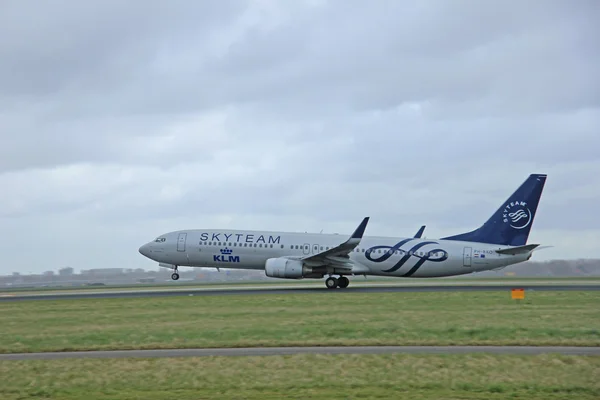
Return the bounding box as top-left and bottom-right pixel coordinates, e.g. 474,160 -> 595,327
495,244 -> 540,255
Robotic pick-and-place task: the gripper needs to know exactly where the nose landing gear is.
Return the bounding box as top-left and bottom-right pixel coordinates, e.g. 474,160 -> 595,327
171,266 -> 180,281
325,276 -> 350,289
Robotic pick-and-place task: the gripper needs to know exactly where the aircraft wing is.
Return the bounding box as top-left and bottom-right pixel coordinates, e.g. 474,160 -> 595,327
300,217 -> 369,270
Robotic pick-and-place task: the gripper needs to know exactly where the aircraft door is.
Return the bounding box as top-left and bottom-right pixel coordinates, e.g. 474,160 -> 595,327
177,233 -> 187,252
312,244 -> 319,254
463,247 -> 472,267
303,243 -> 310,255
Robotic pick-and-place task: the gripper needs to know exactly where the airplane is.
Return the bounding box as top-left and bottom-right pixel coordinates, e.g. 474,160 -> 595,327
139,174 -> 548,289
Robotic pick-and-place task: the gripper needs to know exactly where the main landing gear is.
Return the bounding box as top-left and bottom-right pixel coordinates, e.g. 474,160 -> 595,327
171,266 -> 180,281
325,276 -> 350,289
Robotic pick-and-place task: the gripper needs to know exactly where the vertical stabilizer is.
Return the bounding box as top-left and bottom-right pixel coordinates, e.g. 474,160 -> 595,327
442,174 -> 547,246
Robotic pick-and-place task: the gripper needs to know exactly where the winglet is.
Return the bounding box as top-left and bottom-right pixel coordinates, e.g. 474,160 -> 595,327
301,217 -> 370,262
351,217 -> 370,239
414,225 -> 426,238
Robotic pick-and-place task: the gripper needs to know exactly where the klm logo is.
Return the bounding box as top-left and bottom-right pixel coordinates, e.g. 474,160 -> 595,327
213,248 -> 240,263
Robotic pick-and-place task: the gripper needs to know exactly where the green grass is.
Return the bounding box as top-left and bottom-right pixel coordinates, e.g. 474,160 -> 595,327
1,291 -> 599,353
1,354 -> 599,399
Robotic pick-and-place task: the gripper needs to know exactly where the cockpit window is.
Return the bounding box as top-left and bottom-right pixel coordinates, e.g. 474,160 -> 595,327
154,237 -> 166,243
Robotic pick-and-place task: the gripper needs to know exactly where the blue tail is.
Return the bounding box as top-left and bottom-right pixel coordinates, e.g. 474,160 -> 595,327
442,174 -> 547,246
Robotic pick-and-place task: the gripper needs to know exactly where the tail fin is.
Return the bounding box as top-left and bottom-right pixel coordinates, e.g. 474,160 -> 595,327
442,174 -> 547,246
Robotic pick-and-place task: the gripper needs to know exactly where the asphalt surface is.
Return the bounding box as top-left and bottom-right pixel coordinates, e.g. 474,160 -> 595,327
1,346 -> 598,360
1,284 -> 599,302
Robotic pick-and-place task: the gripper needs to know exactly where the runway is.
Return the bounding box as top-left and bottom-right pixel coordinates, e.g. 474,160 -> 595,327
1,283 -> 599,302
1,346 -> 598,360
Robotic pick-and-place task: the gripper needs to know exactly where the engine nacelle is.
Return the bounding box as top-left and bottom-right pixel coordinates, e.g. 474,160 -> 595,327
265,257 -> 312,279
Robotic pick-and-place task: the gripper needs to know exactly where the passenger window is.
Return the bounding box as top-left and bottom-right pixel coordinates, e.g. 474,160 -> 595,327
320,247 -> 324,250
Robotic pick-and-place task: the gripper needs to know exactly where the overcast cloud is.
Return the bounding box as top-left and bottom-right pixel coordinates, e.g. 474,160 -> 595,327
1,0 -> 599,274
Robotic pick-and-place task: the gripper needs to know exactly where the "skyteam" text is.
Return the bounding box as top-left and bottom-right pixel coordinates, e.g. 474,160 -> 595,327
199,232 -> 281,244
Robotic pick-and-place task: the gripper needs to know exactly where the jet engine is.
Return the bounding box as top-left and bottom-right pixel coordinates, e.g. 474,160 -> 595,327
265,257 -> 315,279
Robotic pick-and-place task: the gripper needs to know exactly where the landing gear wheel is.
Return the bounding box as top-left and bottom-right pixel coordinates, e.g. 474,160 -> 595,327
171,273 -> 180,281
338,276 -> 349,289
325,277 -> 338,289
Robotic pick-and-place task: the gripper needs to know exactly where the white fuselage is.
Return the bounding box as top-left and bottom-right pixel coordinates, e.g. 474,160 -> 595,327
139,229 -> 531,278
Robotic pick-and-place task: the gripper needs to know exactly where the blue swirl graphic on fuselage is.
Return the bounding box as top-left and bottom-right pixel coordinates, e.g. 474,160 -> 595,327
365,238 -> 448,277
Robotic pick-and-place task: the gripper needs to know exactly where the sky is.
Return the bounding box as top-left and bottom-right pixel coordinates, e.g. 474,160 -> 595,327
1,0 -> 599,274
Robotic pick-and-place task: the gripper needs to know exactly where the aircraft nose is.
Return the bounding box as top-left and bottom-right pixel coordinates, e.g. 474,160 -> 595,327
139,243 -> 151,257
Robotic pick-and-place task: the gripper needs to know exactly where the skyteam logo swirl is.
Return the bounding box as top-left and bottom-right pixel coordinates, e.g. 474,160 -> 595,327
365,238 -> 448,277
503,200 -> 532,230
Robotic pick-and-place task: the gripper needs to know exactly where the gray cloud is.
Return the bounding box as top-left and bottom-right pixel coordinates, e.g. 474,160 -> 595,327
0,0 -> 599,273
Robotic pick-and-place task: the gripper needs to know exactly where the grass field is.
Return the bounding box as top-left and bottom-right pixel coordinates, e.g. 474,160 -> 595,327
1,291 -> 598,353
1,354 -> 599,399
